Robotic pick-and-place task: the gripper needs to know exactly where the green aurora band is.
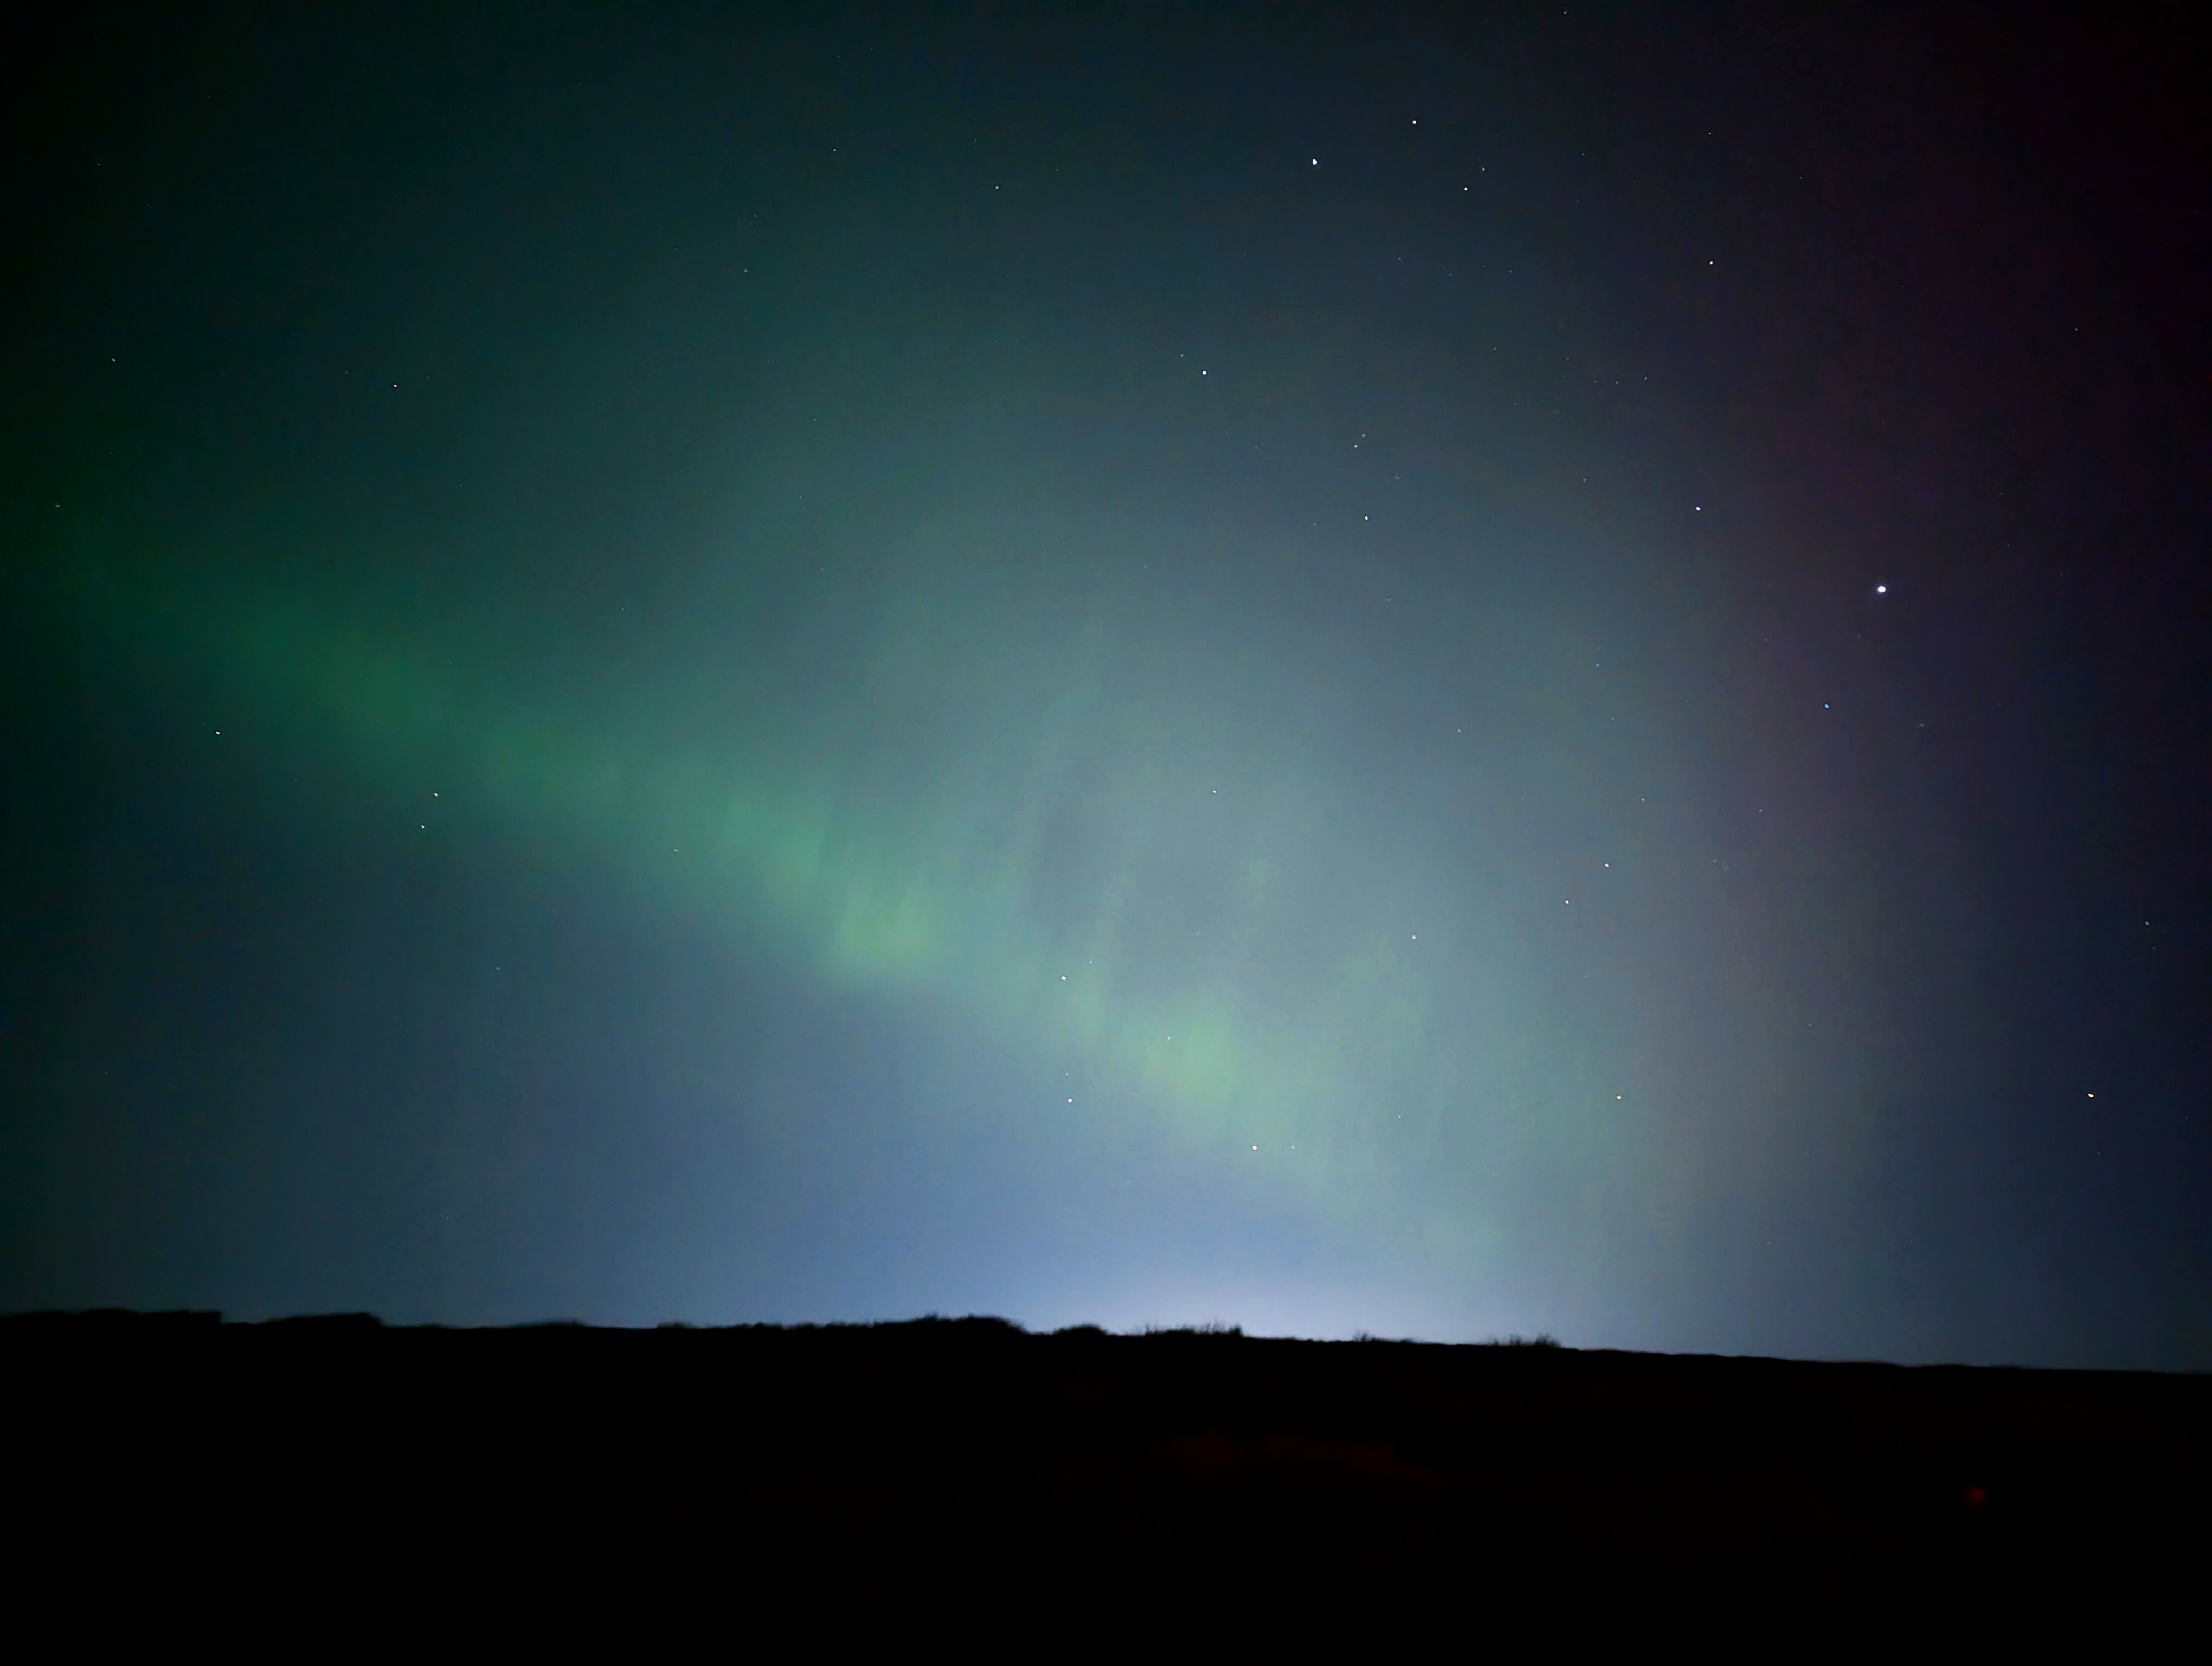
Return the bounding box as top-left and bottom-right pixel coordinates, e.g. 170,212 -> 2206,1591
41,540 -> 1692,1300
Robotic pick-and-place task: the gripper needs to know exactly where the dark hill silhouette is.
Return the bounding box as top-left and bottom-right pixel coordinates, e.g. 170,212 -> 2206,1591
8,1311 -> 2204,1644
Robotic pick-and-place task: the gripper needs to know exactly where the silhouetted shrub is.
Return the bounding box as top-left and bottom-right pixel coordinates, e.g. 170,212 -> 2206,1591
258,1312 -> 383,1331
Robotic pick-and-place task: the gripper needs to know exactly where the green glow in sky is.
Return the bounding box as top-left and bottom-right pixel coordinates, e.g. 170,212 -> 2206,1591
50,541 -> 1683,1305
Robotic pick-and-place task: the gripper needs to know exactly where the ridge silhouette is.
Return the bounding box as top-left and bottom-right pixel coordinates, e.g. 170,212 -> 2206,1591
9,1310 -> 2203,1643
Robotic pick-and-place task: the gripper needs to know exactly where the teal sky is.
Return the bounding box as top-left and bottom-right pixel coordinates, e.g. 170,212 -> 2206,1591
5,5 -> 2205,1363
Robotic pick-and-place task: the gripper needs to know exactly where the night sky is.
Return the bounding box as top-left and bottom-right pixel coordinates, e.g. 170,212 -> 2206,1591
4,4 -> 2205,1366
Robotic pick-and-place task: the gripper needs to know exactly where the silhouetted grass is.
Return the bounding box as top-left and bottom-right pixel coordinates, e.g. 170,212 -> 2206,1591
7,1309 -> 2204,1646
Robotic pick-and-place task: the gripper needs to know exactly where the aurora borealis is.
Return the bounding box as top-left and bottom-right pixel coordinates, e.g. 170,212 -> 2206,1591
4,5 -> 2205,1363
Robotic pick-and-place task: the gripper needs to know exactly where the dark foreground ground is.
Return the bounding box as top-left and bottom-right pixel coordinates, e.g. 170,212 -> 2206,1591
9,1311 -> 2206,1644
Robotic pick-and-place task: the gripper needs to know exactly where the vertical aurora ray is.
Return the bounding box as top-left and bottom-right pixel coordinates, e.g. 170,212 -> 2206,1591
36,541 -> 1681,1294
